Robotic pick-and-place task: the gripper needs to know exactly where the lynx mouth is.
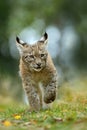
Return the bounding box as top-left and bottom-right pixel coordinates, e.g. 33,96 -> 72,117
34,67 -> 42,72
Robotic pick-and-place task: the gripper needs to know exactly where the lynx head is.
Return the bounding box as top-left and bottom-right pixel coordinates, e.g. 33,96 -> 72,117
16,32 -> 48,72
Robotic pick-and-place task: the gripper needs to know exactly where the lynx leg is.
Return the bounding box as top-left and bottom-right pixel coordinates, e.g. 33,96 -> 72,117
37,86 -> 43,107
23,82 -> 42,112
44,85 -> 56,104
43,72 -> 57,104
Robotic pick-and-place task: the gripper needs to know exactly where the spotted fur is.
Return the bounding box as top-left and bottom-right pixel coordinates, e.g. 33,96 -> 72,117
16,32 -> 58,111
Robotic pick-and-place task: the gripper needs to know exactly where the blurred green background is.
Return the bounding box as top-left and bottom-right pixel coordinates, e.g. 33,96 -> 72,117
0,0 -> 87,104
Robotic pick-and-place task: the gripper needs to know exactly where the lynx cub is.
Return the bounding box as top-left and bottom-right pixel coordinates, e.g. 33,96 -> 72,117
16,32 -> 58,111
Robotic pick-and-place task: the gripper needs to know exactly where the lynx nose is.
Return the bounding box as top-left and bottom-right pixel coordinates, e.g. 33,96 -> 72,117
37,63 -> 41,67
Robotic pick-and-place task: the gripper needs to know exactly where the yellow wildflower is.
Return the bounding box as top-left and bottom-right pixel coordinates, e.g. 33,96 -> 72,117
14,114 -> 21,120
3,120 -> 12,127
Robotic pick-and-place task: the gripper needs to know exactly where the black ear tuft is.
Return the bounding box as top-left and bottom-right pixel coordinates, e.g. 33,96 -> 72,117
44,32 -> 48,40
16,36 -> 20,43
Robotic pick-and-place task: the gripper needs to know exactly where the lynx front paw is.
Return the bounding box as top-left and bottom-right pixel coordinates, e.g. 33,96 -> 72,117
44,90 -> 56,104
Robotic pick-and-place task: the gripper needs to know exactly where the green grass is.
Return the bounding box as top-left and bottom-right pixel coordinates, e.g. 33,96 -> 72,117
0,78 -> 87,130
0,101 -> 87,130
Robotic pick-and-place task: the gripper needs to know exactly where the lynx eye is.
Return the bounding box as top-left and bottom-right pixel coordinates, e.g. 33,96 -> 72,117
41,54 -> 45,57
29,55 -> 34,58
24,55 -> 28,58
24,55 -> 34,59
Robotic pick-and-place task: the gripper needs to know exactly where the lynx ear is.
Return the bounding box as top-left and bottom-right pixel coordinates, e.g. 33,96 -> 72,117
16,36 -> 27,54
40,32 -> 48,45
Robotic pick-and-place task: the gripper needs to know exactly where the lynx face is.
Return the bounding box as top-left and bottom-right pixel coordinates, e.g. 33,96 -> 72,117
16,33 -> 48,72
22,44 -> 48,71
